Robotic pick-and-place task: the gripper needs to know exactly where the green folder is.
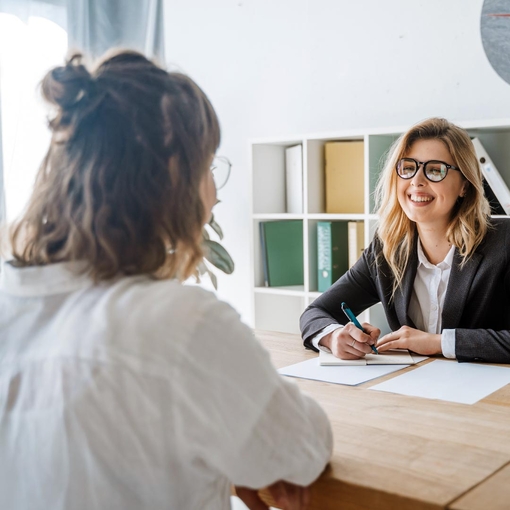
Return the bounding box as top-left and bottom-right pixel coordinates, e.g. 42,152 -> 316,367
259,220 -> 304,287
317,221 -> 349,292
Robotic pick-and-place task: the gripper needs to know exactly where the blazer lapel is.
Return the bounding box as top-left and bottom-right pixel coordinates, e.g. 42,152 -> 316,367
442,250 -> 483,329
395,242 -> 418,327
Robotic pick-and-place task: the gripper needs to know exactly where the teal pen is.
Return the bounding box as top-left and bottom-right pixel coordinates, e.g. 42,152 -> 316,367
341,302 -> 379,354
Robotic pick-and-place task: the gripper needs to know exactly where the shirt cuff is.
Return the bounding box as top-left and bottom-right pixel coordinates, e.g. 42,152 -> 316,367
311,324 -> 344,353
441,329 -> 456,359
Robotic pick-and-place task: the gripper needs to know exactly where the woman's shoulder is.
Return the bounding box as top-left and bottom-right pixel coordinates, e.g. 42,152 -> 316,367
472,217 -> 510,258
109,275 -> 230,323
99,276 -> 258,364
121,277 -> 274,379
485,217 -> 510,242
489,216 -> 510,229
119,276 -> 252,340
363,232 -> 385,263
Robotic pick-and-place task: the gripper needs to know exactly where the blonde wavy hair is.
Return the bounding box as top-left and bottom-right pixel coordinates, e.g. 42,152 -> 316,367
374,117 -> 491,296
9,50 -> 220,281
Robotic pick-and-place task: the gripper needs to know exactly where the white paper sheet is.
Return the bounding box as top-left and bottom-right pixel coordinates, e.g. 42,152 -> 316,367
369,359 -> 510,405
278,357 -> 409,386
319,349 -> 415,366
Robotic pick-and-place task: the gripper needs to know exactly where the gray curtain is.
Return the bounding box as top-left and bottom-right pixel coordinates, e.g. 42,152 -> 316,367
66,0 -> 165,61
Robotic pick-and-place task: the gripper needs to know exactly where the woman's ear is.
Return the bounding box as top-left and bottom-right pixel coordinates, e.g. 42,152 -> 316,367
459,181 -> 469,198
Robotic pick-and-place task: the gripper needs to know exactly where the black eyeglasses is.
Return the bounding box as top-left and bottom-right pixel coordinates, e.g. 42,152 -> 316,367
210,155 -> 232,190
396,158 -> 461,183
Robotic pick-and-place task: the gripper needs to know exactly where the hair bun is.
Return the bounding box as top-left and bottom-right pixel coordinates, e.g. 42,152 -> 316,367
41,53 -> 94,109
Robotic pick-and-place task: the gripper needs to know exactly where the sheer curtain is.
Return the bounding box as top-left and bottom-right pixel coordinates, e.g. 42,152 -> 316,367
0,0 -> 164,231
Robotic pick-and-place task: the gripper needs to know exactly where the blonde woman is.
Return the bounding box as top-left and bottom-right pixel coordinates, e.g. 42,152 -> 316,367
301,117 -> 510,363
0,51 -> 332,510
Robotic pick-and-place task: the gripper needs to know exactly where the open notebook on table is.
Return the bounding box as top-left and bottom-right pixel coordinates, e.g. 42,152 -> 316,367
319,349 -> 416,366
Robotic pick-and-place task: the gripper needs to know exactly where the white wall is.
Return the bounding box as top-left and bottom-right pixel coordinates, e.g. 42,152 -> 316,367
164,0 -> 510,324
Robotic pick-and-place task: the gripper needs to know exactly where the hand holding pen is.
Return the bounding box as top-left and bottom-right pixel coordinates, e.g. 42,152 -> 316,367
341,302 -> 379,355
318,302 -> 380,359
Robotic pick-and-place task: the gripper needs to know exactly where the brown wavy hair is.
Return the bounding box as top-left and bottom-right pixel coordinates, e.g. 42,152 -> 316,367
374,117 -> 491,296
9,49 -> 220,281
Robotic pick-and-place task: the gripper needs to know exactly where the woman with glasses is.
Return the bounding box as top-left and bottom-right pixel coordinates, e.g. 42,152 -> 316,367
0,51 -> 332,510
301,117 -> 510,363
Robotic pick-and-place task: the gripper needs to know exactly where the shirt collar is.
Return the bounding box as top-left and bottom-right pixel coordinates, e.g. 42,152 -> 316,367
417,240 -> 455,270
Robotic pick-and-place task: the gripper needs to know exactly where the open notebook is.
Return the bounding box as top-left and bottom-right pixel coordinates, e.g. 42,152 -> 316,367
319,349 -> 416,366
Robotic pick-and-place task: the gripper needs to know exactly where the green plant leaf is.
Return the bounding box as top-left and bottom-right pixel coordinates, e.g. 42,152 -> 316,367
203,239 -> 235,274
207,268 -> 218,289
197,260 -> 218,289
208,213 -> 224,240
197,260 -> 208,276
198,212 -> 234,287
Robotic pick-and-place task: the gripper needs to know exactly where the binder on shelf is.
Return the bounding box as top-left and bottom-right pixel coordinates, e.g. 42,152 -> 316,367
285,144 -> 303,214
472,137 -> 510,215
325,141 -> 364,214
317,221 -> 349,293
259,220 -> 304,287
348,221 -> 365,267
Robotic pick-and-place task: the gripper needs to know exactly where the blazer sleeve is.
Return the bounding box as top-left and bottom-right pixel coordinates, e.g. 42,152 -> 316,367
300,239 -> 383,350
455,226 -> 510,363
455,329 -> 510,363
454,218 -> 510,364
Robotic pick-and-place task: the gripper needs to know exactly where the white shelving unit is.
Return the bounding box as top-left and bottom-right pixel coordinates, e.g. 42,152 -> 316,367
250,120 -> 510,335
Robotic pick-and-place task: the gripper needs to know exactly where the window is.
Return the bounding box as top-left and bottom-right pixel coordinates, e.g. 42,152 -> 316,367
0,11 -> 67,222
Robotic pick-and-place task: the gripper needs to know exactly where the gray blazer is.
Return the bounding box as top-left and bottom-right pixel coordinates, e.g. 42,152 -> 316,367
301,218 -> 510,363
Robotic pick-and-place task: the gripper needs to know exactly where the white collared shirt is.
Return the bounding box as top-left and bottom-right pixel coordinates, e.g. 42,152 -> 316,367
312,241 -> 457,358
409,242 -> 456,357
0,260 -> 332,510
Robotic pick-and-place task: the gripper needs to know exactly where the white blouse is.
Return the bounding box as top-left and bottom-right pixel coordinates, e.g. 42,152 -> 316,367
0,261 -> 332,510
408,242 -> 456,357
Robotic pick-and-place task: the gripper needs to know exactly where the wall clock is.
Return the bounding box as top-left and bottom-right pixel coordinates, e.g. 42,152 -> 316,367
481,0 -> 510,84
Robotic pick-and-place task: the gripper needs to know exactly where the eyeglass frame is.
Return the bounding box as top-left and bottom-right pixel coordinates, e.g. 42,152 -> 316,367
395,158 -> 461,183
210,155 -> 232,190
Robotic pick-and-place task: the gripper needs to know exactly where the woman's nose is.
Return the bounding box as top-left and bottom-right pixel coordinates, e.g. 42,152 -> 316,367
411,165 -> 427,186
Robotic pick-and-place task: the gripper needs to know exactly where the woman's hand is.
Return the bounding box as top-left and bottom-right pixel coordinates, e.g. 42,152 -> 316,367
235,481 -> 310,509
319,323 -> 380,359
376,326 -> 442,355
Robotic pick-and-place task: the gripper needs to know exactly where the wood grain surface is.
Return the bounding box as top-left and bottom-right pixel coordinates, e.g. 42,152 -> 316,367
254,330 -> 510,510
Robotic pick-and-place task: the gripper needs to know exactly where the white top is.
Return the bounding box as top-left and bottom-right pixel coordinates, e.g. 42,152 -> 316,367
408,242 -> 456,357
312,242 -> 456,358
0,261 -> 332,510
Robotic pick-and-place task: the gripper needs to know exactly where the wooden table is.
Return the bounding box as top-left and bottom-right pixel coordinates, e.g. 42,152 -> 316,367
254,330 -> 510,510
